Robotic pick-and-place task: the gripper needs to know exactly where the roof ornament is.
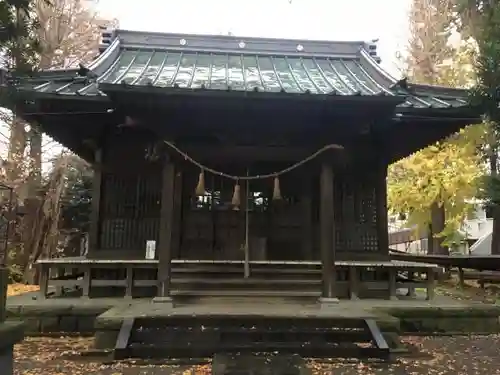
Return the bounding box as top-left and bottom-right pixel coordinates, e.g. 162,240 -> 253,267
296,44 -> 304,52
239,41 -> 246,49
391,77 -> 409,91
179,38 -> 187,46
77,64 -> 97,79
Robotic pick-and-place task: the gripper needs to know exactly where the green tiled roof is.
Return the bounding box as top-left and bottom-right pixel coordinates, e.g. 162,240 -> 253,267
18,29 -> 470,109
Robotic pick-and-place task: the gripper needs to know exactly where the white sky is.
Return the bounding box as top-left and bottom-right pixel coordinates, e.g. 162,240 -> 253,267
96,0 -> 412,77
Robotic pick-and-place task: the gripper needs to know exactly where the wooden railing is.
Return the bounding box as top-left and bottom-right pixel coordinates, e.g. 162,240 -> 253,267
35,258 -> 439,301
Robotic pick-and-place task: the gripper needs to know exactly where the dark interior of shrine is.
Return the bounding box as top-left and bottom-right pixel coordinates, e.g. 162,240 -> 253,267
78,93 -> 397,262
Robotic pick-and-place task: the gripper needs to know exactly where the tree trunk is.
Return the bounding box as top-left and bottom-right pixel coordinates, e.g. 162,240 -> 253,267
428,201 -> 447,255
6,116 -> 26,184
490,150 -> 500,255
27,126 -> 42,196
21,127 -> 43,284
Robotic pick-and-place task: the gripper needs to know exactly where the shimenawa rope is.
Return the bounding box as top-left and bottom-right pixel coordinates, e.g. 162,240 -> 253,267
162,140 -> 344,180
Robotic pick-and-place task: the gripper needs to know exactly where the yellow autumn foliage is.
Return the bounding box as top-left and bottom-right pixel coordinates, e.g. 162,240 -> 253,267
388,124 -> 485,237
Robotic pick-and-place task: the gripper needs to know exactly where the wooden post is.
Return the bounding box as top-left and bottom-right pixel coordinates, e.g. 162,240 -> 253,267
458,267 -> 465,289
125,265 -> 133,299
319,162 -> 338,307
426,268 -> 436,300
153,160 -> 175,306
406,268 -> 417,297
88,149 -> 103,258
82,265 -> 91,298
388,268 -> 398,300
348,266 -> 359,300
301,177 -> 312,261
38,264 -> 49,300
376,164 -> 389,257
172,171 -> 183,260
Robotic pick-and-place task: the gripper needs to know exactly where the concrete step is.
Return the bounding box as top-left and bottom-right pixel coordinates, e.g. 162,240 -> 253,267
113,315 -> 390,360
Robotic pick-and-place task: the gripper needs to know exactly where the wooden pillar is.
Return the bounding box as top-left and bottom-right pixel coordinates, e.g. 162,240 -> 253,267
319,162 -> 338,306
376,164 -> 389,257
172,171 -> 183,259
38,264 -> 49,300
239,178 -> 248,264
301,177 -> 312,261
426,268 -> 436,300
348,266 -> 359,300
88,149 -> 103,258
388,268 -> 397,300
153,160 -> 175,306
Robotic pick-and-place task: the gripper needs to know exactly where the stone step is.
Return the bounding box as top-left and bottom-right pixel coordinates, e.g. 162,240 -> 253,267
212,353 -> 311,375
113,316 -> 391,360
170,289 -> 320,297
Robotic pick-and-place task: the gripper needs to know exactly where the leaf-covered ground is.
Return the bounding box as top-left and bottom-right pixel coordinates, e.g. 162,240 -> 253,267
13,335 -> 500,374
14,337 -> 210,375
436,276 -> 500,303
7,283 -> 39,297
9,280 -> 500,374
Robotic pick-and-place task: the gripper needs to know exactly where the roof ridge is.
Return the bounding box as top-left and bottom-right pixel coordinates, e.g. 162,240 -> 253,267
115,28 -> 370,46
93,28 -> 374,59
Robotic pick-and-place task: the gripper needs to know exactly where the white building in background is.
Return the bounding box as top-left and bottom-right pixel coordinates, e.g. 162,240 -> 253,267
389,199 -> 495,255
461,200 -> 494,256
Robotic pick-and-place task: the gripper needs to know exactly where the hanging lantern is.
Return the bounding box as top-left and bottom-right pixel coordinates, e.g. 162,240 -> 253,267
195,170 -> 205,196
231,181 -> 241,210
272,176 -> 282,200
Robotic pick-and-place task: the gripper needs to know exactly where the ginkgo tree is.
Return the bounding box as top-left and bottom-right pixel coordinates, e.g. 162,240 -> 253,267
388,125 -> 484,248
387,0 -> 485,253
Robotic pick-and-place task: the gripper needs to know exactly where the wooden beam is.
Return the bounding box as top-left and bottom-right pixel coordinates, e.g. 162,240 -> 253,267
88,149 -> 102,257
319,162 -> 337,302
113,318 -> 135,360
154,160 -> 175,305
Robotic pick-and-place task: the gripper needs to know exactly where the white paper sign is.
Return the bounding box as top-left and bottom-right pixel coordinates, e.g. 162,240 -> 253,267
145,240 -> 156,260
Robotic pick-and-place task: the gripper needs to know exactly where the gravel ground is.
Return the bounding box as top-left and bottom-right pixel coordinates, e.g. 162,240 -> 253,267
13,335 -> 500,375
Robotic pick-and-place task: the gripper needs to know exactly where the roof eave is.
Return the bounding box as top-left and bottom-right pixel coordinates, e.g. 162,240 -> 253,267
396,104 -> 482,120
99,82 -> 406,105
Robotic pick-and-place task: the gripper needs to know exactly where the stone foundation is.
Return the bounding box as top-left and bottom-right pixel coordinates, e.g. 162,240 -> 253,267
6,293 -> 500,356
6,294 -> 116,335
7,306 -> 110,335
376,305 -> 500,334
